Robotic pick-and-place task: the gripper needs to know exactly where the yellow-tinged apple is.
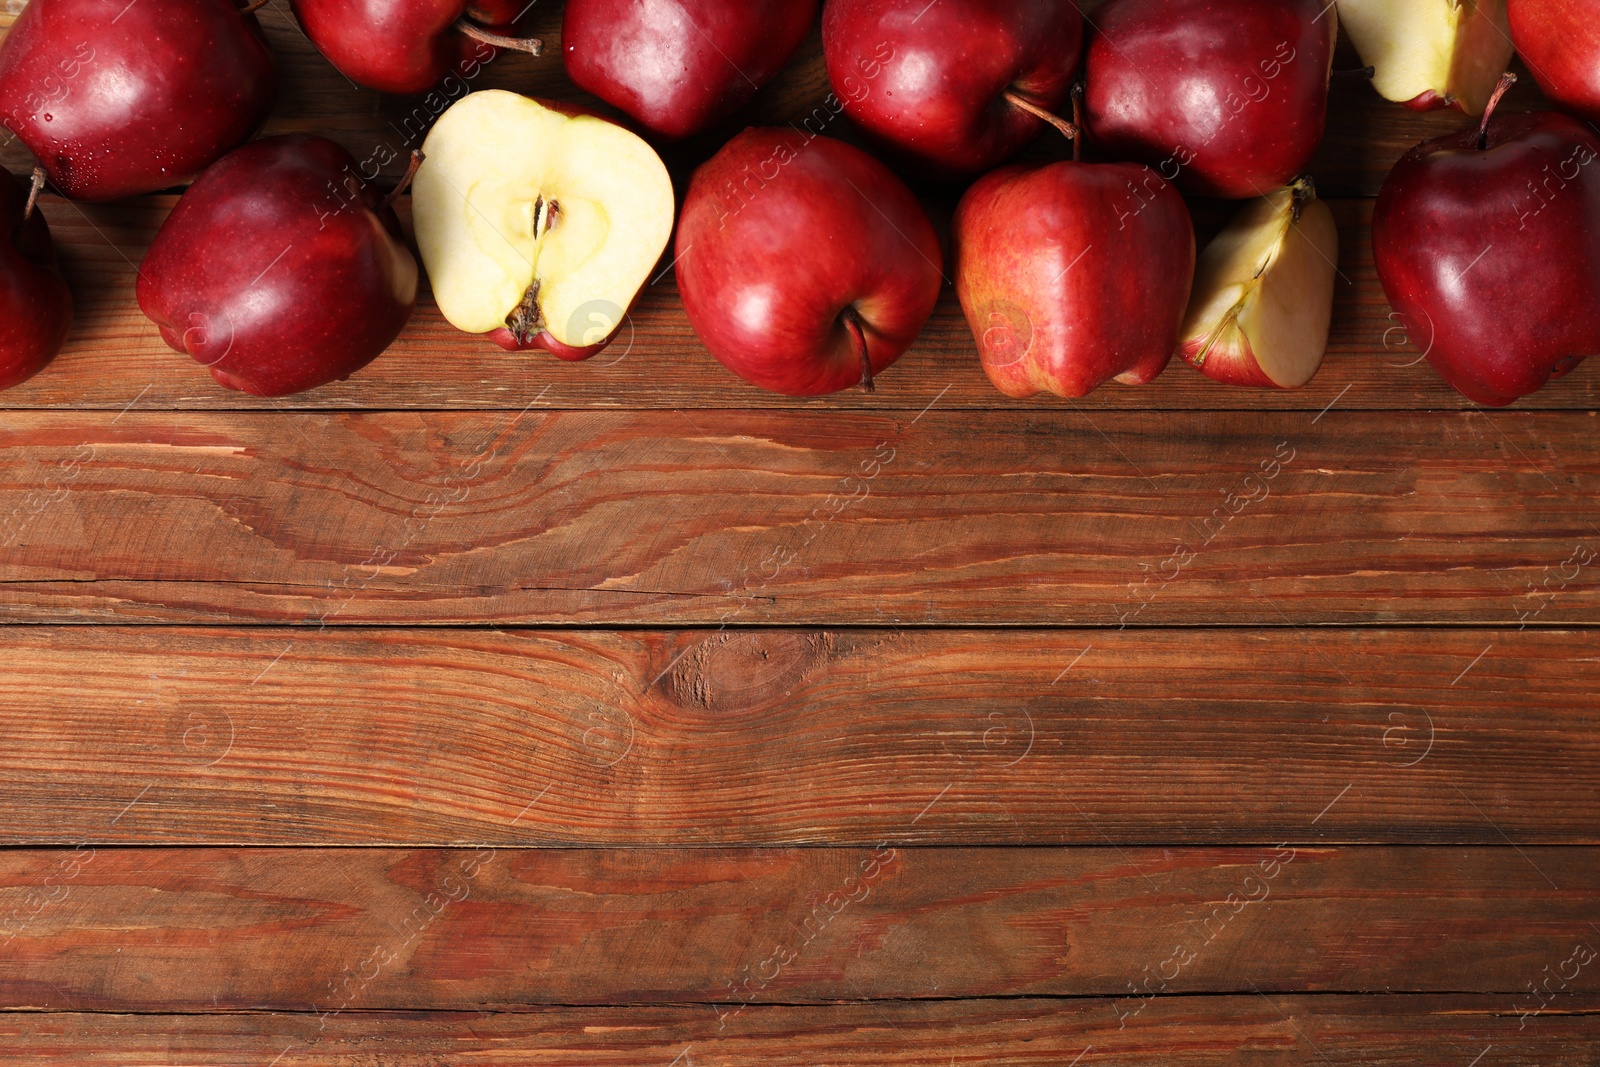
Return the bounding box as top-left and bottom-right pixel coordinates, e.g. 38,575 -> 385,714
1336,0 -> 1513,115
412,90 -> 675,360
1179,178 -> 1338,390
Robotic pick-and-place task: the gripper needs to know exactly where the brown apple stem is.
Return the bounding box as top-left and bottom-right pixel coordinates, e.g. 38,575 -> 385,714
1479,72 -> 1517,150
21,167 -> 45,225
239,0 -> 270,13
843,308 -> 874,394
384,150 -> 424,209
455,18 -> 543,55
1003,90 -> 1078,146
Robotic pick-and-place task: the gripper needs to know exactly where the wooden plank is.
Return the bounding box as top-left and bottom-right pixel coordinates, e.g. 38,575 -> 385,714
2,997 -> 1596,1064
9,198 -> 1597,412
2,846 -> 1596,1011
0,627 -> 1595,845
1,410 -> 1596,626
0,4 -> 1556,199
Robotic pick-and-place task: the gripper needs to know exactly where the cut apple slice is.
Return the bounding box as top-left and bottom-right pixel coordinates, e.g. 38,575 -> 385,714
1179,177 -> 1338,390
1337,0 -> 1514,115
413,90 -> 675,357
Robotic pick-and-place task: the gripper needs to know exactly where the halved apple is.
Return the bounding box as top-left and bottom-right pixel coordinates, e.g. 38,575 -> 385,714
412,90 -> 675,360
1179,178 -> 1338,390
1337,0 -> 1514,115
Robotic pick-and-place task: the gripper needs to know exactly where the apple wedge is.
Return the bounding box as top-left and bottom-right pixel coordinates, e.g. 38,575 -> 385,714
1337,0 -> 1513,115
412,90 -> 675,360
1179,178 -> 1338,390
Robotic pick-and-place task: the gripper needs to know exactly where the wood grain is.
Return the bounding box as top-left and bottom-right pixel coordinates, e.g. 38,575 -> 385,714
0,627 -> 1594,845
2,846 -> 1596,1011
3,997 -> 1596,1065
1,410 -> 1596,626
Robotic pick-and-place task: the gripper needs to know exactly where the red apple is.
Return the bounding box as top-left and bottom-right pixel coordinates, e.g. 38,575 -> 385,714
676,128 -> 943,395
821,0 -> 1082,177
0,169 -> 72,391
0,0 -> 277,202
1508,0 -> 1600,122
138,135 -> 419,397
954,160 -> 1195,398
564,0 -> 819,140
1372,77 -> 1600,406
290,0 -> 541,95
1083,0 -> 1336,199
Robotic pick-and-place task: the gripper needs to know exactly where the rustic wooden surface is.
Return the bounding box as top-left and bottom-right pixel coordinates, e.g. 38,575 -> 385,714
0,627 -> 1596,845
2,0 -> 1598,1062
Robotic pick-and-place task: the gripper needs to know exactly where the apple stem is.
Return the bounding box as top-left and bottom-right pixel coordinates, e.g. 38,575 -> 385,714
1003,90 -> 1078,147
384,150 -> 424,209
1478,72 -> 1517,150
455,18 -> 543,55
239,0 -> 270,13
21,167 -> 45,227
842,308 -> 874,393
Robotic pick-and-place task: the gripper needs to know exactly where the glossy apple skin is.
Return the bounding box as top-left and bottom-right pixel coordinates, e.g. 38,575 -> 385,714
0,0 -> 276,202
954,162 -> 1195,398
0,171 -> 72,391
676,129 -> 943,396
1373,111 -> 1600,407
1509,0 -> 1600,121
138,136 -> 418,397
822,0 -> 1082,177
292,0 -> 523,95
565,0 -> 818,139
1083,0 -> 1334,199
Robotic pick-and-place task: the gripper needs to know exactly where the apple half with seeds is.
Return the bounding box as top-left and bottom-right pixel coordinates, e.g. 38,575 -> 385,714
1179,178 -> 1338,390
412,90 -> 675,360
1337,0 -> 1513,115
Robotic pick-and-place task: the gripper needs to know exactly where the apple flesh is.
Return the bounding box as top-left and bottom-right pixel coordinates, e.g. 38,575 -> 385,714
675,128 -> 943,395
138,135 -> 419,397
954,161 -> 1195,398
1372,85 -> 1600,406
0,0 -> 277,201
1180,178 -> 1337,389
290,0 -> 541,96
412,90 -> 675,360
821,0 -> 1082,177
1509,0 -> 1600,121
1338,0 -> 1513,115
0,169 -> 72,391
1083,0 -> 1336,199
564,0 -> 818,140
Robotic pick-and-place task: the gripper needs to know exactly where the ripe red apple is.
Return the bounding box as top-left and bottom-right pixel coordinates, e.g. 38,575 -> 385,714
821,0 -> 1082,177
1083,0 -> 1336,199
676,128 -> 943,395
954,161 -> 1195,398
1508,0 -> 1600,121
0,0 -> 277,202
0,169 -> 72,391
1372,77 -> 1600,406
564,0 -> 819,140
291,0 -> 541,95
138,135 -> 419,397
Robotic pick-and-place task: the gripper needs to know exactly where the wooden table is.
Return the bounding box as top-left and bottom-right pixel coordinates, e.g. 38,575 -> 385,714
2,4 -> 1597,1063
